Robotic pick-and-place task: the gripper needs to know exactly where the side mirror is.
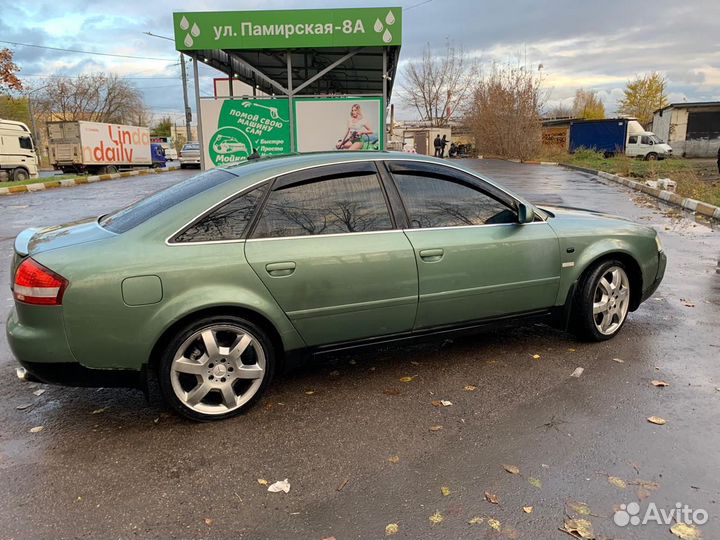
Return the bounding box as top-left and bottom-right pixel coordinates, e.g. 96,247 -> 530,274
517,203 -> 535,224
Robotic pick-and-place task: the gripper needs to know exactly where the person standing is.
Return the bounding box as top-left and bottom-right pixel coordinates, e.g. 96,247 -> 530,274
433,134 -> 442,157
440,135 -> 448,158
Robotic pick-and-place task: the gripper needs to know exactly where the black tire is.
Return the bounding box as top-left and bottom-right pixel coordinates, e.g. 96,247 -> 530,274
645,152 -> 658,161
107,165 -> 118,174
571,259 -> 631,342
11,168 -> 30,182
158,315 -> 275,422
179,164 -> 187,169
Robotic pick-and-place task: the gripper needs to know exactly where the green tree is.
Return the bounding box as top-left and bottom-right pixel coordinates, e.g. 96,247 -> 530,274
152,116 -> 173,137
0,96 -> 30,124
0,48 -> 23,94
572,89 -> 605,119
617,72 -> 669,125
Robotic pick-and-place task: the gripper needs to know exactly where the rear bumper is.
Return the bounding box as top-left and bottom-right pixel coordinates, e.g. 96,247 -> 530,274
6,306 -> 142,389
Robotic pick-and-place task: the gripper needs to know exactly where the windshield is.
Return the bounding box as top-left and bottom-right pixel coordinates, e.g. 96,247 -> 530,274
649,135 -> 662,144
183,144 -> 200,151
99,169 -> 237,234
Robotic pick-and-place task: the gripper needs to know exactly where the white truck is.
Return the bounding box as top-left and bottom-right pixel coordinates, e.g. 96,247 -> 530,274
48,121 -> 152,174
0,119 -> 39,181
569,118 -> 673,160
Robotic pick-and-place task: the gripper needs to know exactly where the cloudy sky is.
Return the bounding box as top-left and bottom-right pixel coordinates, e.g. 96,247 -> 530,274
2,0 -> 719,124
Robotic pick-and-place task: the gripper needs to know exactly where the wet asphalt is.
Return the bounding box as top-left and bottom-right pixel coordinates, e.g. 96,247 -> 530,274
0,160 -> 718,540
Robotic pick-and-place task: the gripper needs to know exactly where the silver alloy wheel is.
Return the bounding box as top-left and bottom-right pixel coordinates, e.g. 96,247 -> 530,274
593,266 -> 630,335
170,324 -> 266,415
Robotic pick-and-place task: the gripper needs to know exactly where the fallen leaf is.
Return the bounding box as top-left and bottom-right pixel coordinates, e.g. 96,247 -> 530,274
468,517 -> 484,525
503,464 -> 520,475
440,486 -> 451,496
562,518 -> 594,539
531,354 -> 541,360
429,425 -> 443,432
305,390 -> 315,395
570,367 -> 584,378
612,358 -> 624,363
528,477 -> 542,488
33,389 -> 45,396
630,479 -> 659,500
399,376 -> 416,383
91,407 -> 107,414
16,403 -> 32,411
387,455 -> 400,464
257,479 -> 268,486
440,400 -> 452,406
523,506 -> 533,513
502,524 -> 520,539
670,522 -> 702,540
568,348 -> 576,352
431,400 -> 443,407
429,511 -> 444,525
651,380 -> 670,387
608,476 -> 627,489
489,518 -> 501,531
385,523 -> 399,536
647,416 -> 667,425
203,518 -> 213,526
29,426 -> 44,433
484,491 -> 500,504
464,385 -> 477,391
383,388 -> 401,396
566,500 -> 591,516
267,479 -> 290,493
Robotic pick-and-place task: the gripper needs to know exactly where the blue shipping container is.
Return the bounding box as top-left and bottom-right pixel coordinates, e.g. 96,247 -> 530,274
569,119 -> 628,155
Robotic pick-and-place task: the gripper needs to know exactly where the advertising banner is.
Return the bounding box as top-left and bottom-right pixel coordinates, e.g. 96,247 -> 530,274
174,7 -> 401,50
200,98 -> 291,168
78,122 -> 150,165
294,97 -> 383,153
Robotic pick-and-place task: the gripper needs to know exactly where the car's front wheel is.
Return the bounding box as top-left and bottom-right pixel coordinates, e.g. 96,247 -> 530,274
572,260 -> 631,341
159,316 -> 274,421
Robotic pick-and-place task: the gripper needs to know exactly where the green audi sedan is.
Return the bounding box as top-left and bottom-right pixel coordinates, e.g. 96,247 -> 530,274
7,152 -> 666,421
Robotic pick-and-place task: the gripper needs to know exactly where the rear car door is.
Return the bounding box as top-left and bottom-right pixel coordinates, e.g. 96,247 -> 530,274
385,161 -> 561,330
244,162 -> 418,347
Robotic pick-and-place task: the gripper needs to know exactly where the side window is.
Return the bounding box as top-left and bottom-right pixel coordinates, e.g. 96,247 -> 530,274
394,174 -> 512,228
641,135 -> 651,145
174,185 -> 266,242
252,174 -> 392,239
19,136 -> 33,150
628,135 -> 638,144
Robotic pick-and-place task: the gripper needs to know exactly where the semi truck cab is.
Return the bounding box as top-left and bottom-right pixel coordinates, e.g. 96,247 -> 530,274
0,119 -> 39,182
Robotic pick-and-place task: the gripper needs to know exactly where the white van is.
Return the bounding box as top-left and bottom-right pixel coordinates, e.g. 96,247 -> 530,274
624,120 -> 673,160
0,119 -> 39,181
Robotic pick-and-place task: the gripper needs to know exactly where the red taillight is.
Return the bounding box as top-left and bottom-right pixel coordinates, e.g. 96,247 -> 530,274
13,258 -> 68,306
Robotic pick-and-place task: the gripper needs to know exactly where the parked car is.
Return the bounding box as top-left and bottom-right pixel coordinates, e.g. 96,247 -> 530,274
179,142 -> 201,168
7,152 -> 666,421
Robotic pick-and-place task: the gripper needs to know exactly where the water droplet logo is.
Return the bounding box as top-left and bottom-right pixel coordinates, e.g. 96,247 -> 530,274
373,9 -> 397,43
179,16 -> 201,48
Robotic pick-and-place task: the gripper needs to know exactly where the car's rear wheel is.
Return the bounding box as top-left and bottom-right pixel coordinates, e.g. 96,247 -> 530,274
572,260 -> 631,341
159,316 -> 274,421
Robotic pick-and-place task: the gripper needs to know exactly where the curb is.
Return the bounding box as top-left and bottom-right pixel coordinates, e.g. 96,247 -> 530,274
0,166 -> 181,196
559,163 -> 720,221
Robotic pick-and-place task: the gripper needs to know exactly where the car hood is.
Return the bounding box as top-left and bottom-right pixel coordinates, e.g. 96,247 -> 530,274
15,218 -> 115,257
538,204 -> 635,223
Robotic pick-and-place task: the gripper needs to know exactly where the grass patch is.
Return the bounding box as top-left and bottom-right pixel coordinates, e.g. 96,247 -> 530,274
541,149 -> 720,208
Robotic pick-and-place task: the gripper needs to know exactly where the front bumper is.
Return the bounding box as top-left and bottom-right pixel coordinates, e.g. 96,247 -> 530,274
641,250 -> 667,303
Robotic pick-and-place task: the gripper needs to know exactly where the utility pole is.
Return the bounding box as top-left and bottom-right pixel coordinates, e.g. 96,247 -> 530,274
180,52 -> 192,142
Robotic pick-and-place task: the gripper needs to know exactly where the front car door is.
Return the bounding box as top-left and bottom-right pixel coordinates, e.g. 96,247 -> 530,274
244,162 -> 418,347
384,160 -> 561,330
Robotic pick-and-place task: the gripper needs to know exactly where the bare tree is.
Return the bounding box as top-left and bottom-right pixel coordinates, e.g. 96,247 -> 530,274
35,73 -> 146,125
468,62 -> 544,160
400,42 -> 477,127
545,103 -> 573,119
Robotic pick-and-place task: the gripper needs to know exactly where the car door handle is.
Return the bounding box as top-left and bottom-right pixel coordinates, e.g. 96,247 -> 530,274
419,248 -> 444,262
265,261 -> 296,277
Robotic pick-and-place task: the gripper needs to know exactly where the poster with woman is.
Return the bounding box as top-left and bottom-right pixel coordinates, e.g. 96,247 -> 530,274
294,97 -> 383,152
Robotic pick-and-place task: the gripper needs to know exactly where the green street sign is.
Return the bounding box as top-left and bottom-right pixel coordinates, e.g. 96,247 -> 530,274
174,7 -> 402,50
201,99 -> 291,167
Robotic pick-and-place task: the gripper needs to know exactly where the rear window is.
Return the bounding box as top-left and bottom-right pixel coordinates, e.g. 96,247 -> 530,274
183,144 -> 200,151
99,169 -> 237,234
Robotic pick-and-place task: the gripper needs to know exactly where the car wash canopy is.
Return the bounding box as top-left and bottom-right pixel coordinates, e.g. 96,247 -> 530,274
174,7 -> 402,168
